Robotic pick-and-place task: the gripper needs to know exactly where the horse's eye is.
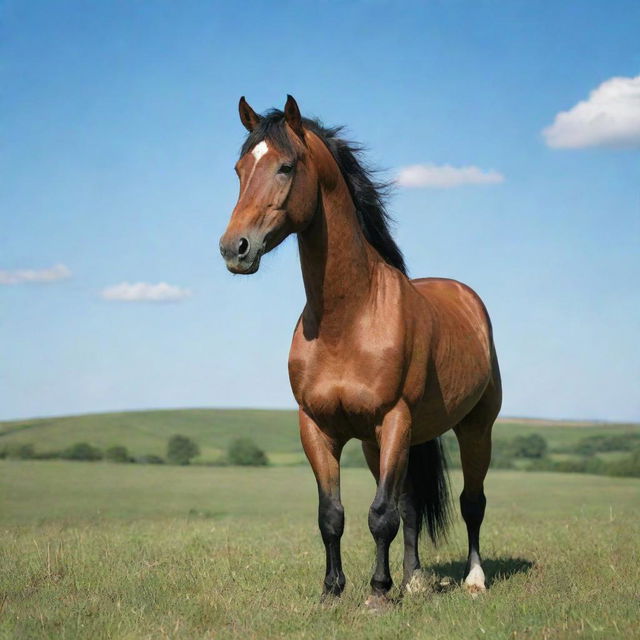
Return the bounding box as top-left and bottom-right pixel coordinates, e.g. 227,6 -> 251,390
278,164 -> 293,175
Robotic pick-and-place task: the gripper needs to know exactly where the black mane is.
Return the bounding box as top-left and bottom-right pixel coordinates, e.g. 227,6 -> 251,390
240,110 -> 407,276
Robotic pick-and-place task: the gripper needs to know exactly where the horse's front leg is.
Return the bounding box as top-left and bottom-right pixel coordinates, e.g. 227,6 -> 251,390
299,407 -> 346,599
366,401 -> 412,609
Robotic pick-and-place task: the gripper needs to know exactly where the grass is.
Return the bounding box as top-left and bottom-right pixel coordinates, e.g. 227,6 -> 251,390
1,460 -> 639,639
1,408 -> 638,465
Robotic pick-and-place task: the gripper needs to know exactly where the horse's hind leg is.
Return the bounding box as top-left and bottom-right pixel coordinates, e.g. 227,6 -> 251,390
398,482 -> 422,590
454,383 -> 500,594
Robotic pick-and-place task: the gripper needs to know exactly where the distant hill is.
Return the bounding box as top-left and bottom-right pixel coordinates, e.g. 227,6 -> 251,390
0,409 -> 300,464
1,408 -> 638,465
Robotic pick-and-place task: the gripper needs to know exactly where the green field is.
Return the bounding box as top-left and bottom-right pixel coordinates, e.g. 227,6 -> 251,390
1,460 -> 639,639
2,408 -> 639,466
1,410 -> 639,638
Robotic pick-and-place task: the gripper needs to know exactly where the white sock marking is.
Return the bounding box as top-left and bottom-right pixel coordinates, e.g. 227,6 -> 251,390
465,563 -> 486,588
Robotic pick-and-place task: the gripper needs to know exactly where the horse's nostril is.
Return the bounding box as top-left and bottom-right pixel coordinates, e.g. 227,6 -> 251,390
238,237 -> 250,258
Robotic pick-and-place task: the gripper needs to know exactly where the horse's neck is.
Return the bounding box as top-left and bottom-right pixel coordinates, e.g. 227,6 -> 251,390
297,182 -> 379,337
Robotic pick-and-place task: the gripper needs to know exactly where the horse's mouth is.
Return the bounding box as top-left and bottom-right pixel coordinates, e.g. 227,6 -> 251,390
225,250 -> 262,275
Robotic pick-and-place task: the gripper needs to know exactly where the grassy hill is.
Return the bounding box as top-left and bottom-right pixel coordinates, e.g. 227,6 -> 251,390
1,408 -> 638,466
0,408 -> 300,463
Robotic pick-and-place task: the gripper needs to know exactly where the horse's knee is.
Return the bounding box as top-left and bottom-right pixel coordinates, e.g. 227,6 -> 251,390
319,495 -> 344,543
368,495 -> 400,542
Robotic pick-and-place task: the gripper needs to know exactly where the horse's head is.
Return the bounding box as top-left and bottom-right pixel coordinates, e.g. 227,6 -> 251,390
220,95 -> 320,274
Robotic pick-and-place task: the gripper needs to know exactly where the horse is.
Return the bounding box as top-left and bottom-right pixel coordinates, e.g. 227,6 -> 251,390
219,95 -> 502,609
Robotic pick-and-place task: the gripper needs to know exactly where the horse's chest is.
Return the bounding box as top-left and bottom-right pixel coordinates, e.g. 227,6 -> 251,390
288,333 -> 406,417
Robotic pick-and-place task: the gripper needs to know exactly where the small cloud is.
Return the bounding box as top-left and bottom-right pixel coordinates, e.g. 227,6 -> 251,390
101,281 -> 192,303
0,263 -> 72,285
396,164 -> 505,189
543,75 -> 640,149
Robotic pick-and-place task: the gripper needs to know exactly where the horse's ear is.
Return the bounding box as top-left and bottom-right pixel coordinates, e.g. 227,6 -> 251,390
284,94 -> 304,141
238,96 -> 261,132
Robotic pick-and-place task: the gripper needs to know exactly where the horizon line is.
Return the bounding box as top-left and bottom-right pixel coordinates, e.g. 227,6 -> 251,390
1,405 -> 637,426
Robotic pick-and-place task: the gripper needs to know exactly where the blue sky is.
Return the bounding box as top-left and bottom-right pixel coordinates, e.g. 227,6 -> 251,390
2,0 -> 639,421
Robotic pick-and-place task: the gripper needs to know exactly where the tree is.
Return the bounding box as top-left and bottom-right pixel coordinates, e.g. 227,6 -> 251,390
489,439 -> 514,469
167,435 -> 200,465
62,442 -> 103,461
105,445 -> 130,463
608,447 -> 640,478
6,443 -> 35,459
510,434 -> 548,459
227,437 -> 268,466
136,454 -> 165,464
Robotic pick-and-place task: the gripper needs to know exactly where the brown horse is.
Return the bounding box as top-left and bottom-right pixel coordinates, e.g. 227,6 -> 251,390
220,96 -> 502,608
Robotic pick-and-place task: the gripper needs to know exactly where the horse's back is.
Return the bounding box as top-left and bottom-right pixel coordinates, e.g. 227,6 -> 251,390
411,276 -> 490,324
411,276 -> 494,344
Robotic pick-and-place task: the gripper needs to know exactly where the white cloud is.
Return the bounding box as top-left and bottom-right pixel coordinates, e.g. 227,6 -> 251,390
396,164 -> 505,189
543,75 -> 640,149
101,281 -> 192,303
0,263 -> 72,285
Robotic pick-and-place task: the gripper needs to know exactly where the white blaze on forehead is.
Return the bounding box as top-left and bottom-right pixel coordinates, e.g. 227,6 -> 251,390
240,140 -> 270,197
251,140 -> 269,161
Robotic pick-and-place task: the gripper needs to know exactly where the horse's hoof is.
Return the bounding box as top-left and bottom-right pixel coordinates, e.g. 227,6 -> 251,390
463,582 -> 486,598
364,593 -> 392,612
463,565 -> 487,598
435,576 -> 455,592
403,570 -> 429,595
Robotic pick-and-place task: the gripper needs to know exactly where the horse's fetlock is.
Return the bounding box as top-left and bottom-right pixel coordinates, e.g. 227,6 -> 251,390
324,571 -> 346,596
370,575 -> 393,594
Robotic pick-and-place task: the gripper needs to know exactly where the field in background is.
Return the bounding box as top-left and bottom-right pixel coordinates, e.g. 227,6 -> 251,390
1,461 -> 639,639
0,409 -> 300,464
2,408 -> 639,466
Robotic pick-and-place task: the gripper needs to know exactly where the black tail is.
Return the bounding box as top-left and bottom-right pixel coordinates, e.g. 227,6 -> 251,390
407,438 -> 452,545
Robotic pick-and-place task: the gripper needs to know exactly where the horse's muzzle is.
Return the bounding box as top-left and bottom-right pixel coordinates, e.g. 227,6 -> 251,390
219,233 -> 263,274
